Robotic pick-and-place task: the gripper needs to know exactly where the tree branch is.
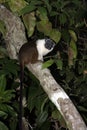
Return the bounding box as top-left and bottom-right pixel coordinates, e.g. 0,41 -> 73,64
0,5 -> 86,130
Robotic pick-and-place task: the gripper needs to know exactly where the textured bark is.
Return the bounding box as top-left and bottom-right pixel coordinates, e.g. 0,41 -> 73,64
0,4 -> 87,130
0,5 -> 27,59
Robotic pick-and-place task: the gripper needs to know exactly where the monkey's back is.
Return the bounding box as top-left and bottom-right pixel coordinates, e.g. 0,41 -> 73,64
19,42 -> 38,67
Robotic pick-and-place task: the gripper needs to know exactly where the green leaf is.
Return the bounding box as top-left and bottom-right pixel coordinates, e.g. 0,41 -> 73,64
23,12 -> 36,37
49,29 -> 61,43
52,110 -> 61,120
2,59 -> 18,77
75,22 -> 85,28
62,29 -> 70,43
70,39 -> 77,59
8,0 -> 28,13
0,89 -> 15,103
30,0 -> 42,5
59,13 -> 67,24
28,98 -> 36,112
52,110 -> 66,128
43,0 -> 52,13
28,86 -> 44,112
0,20 -> 6,36
41,97 -> 48,113
50,11 -> 58,16
0,121 -> 8,130
37,7 -> 48,20
3,90 -> 15,100
42,59 -> 54,69
0,75 -> 6,92
37,19 -> 52,36
35,95 -> 47,112
0,111 -> 8,119
36,111 -> 48,125
0,104 -> 17,117
19,4 -> 36,15
78,106 -> 87,112
69,30 -> 77,42
0,46 -> 7,57
9,116 -> 18,130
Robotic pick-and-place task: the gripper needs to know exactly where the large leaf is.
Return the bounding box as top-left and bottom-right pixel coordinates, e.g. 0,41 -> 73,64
37,19 -> 52,36
30,0 -> 42,6
9,116 -> 18,130
78,106 -> 87,112
28,87 -> 38,112
0,111 -> 8,119
70,39 -> 77,59
3,90 -> 15,100
0,121 -> 8,130
19,4 -> 36,15
68,39 -> 77,66
36,111 -> 48,125
23,12 -> 36,37
0,90 -> 15,103
49,29 -> 61,43
69,30 -> 77,42
50,11 -> 58,16
2,59 -> 19,77
42,59 -> 54,69
37,7 -> 48,20
62,29 -> 70,43
43,0 -> 52,13
0,46 -> 7,58
8,0 -> 27,13
59,13 -> 67,24
52,110 -> 66,128
0,104 -> 17,117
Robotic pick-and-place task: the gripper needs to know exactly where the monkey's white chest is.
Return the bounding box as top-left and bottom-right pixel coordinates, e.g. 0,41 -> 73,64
36,39 -> 52,61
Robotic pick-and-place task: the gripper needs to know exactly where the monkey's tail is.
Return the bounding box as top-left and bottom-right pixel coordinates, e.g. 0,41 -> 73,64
19,64 -> 24,130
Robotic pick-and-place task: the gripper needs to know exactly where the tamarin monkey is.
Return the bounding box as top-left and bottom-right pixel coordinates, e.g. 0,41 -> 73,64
18,38 -> 55,130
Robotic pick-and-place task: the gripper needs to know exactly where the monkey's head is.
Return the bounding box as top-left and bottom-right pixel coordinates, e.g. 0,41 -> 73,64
45,38 -> 55,50
36,38 -> 55,59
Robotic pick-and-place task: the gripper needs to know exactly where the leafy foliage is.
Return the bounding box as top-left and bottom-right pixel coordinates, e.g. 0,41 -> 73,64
0,57 -> 19,130
0,121 -> 9,130
0,0 -> 87,129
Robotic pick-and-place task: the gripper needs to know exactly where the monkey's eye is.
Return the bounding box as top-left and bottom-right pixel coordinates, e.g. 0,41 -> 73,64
45,39 -> 55,50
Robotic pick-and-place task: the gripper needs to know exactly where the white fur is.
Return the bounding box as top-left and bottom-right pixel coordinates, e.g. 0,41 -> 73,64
36,39 -> 53,61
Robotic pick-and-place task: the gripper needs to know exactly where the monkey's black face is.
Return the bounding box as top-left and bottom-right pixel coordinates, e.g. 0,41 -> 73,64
45,38 -> 55,50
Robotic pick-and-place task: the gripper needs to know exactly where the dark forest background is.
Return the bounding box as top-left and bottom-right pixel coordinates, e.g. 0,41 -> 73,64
0,0 -> 87,129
